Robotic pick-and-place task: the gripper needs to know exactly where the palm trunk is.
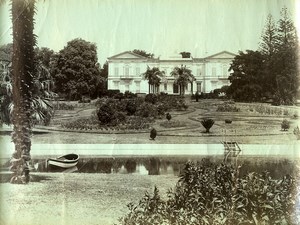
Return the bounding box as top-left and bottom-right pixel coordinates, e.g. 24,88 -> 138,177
10,0 -> 36,184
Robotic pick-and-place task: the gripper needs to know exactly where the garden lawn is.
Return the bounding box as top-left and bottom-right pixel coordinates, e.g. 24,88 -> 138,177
0,173 -> 178,225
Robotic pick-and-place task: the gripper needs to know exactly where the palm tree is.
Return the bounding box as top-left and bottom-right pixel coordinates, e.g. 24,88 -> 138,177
171,65 -> 195,95
0,64 -> 54,126
9,0 -> 36,184
143,66 -> 165,94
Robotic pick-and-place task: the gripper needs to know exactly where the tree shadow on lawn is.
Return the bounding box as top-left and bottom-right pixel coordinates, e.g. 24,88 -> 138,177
0,173 -> 53,183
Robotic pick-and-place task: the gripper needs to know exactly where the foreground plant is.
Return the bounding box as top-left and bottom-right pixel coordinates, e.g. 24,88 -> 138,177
118,161 -> 299,225
9,0 -> 36,184
200,118 -> 215,133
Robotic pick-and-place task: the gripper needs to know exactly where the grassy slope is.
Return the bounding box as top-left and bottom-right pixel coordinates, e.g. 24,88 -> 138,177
0,173 -> 178,225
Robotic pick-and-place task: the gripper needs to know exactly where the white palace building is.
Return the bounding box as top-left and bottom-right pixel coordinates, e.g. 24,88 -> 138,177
107,50 -> 236,95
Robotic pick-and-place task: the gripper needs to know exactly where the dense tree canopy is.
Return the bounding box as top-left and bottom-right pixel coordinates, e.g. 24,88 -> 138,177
227,50 -> 264,102
34,47 -> 54,68
51,38 -> 102,100
227,7 -> 299,104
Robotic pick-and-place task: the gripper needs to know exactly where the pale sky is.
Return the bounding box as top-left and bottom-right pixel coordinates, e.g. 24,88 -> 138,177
0,0 -> 298,65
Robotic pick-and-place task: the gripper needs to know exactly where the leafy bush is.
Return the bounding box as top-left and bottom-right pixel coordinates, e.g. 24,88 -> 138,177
124,91 -> 137,99
136,102 -> 158,118
126,100 -> 137,116
293,126 -> 300,140
118,161 -> 299,225
293,111 -> 298,119
97,103 -> 115,124
106,89 -> 120,97
156,103 -> 168,116
114,92 -> 124,101
145,93 -> 158,104
166,112 -> 171,121
225,119 -> 232,124
217,103 -> 240,112
281,119 -> 290,131
200,118 -> 215,133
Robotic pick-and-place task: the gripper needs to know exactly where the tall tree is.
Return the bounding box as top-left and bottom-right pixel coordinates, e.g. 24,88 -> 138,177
34,47 -> 54,68
260,14 -> 278,57
10,0 -> 36,184
98,61 -> 108,97
272,7 -> 299,105
143,66 -> 164,94
51,38 -> 102,100
227,50 -> 264,102
259,14 -> 278,97
171,65 -> 194,95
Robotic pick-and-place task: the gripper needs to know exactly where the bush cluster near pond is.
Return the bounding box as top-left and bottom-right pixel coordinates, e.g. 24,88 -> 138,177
61,93 -> 189,131
118,160 -> 300,225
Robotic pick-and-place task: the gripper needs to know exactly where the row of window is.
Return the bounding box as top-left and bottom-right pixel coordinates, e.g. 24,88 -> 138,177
112,81 -> 206,93
113,64 -> 229,77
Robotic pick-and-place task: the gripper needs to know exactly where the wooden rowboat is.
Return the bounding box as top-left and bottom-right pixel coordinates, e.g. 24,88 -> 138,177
47,153 -> 79,168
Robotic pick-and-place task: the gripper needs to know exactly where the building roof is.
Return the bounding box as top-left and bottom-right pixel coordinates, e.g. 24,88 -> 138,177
203,51 -> 236,59
108,51 -> 151,60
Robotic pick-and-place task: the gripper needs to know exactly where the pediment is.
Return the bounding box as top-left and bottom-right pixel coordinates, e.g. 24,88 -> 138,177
108,51 -> 147,60
205,51 -> 236,59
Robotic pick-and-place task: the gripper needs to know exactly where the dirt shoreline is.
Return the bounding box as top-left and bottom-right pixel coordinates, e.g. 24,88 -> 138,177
0,173 -> 178,225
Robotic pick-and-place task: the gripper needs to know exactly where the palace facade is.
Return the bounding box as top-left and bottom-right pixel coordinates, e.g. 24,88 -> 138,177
107,51 -> 236,95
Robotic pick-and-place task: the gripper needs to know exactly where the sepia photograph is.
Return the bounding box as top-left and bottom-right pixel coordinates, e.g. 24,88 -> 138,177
0,0 -> 299,224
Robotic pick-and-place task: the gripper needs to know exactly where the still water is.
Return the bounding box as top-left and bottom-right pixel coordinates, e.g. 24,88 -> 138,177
31,156 -> 299,179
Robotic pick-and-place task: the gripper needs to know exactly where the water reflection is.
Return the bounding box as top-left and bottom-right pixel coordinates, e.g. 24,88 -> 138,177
34,157 -> 181,175
2,156 -> 298,179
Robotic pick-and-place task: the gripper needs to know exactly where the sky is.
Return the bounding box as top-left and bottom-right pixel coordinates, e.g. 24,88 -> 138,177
0,0 -> 298,65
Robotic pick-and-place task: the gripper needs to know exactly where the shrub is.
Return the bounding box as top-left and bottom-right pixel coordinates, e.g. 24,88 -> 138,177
156,103 -> 168,116
106,89 -> 120,97
124,91 -> 137,99
217,103 -> 240,112
293,126 -> 300,140
145,93 -> 158,104
175,99 -> 188,111
114,92 -> 124,101
126,100 -> 137,116
97,104 -> 114,124
166,112 -> 171,121
200,118 -> 215,133
293,111 -> 298,119
281,119 -> 290,131
118,161 -> 299,225
225,119 -> 232,124
136,102 -> 158,118
112,112 -> 126,125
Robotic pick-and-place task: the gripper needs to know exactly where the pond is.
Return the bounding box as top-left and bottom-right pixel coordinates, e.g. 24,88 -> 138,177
24,155 -> 300,179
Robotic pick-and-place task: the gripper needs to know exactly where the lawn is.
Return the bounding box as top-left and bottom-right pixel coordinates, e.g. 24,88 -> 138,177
0,173 -> 178,225
1,98 -> 299,144
35,98 -> 300,144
